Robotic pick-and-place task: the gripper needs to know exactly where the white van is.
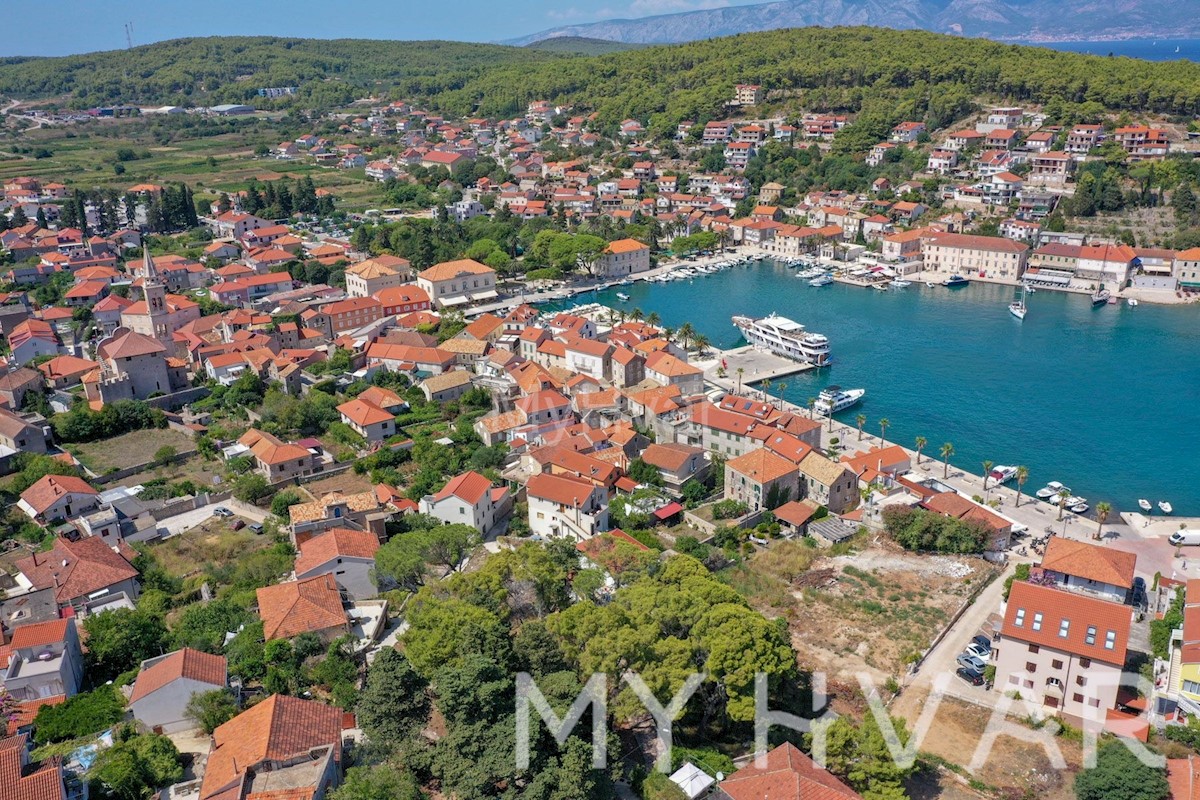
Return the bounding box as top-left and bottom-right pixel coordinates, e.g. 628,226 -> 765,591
1169,530 -> 1200,546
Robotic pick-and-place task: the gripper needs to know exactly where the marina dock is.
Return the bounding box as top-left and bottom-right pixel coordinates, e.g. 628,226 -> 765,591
696,345 -> 816,395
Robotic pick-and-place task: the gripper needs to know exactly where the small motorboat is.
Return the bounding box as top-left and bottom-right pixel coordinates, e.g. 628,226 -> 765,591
1063,495 -> 1087,508
1139,498 -> 1152,511
1036,481 -> 1068,500
891,279 -> 912,288
1160,501 -> 1174,514
1127,297 -> 1139,307
925,281 -> 935,288
1071,503 -> 1089,515
942,274 -> 970,287
616,292 -> 630,302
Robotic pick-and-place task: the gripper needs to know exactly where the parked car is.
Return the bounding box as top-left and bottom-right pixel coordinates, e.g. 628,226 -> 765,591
249,522 -> 264,534
956,667 -> 985,686
956,653 -> 986,672
964,641 -> 991,661
213,507 -> 233,518
971,634 -> 992,652
231,519 -> 245,531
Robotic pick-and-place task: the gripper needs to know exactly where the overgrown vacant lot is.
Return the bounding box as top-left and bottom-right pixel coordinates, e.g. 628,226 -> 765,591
67,428 -> 195,473
724,538 -> 994,681
149,517 -> 274,581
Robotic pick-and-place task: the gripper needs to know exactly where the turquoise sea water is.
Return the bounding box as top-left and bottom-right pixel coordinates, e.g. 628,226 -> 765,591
558,260 -> 1200,515
1045,39 -> 1200,61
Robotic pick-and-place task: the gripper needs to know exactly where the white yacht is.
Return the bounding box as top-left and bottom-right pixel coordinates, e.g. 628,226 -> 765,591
1036,481 -> 1068,500
616,292 -> 630,302
813,386 -> 865,416
989,465 -> 1018,484
809,274 -> 833,287
732,313 -> 832,366
891,279 -> 912,288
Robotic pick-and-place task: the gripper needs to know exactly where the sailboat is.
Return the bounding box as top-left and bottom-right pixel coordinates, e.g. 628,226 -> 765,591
1008,284 -> 1027,320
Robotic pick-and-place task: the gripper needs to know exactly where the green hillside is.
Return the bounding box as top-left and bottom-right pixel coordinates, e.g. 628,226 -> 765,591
0,37 -> 562,108
3,27 -> 1200,140
428,27 -> 1200,137
525,36 -> 647,55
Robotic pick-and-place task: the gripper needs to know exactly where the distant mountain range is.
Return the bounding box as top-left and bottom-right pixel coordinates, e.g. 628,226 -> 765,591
524,36 -> 648,54
507,0 -> 1200,46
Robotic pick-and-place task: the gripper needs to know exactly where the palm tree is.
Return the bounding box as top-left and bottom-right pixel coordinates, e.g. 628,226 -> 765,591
678,322 -> 696,350
693,334 -> 710,357
630,307 -> 644,322
1014,466 -> 1029,507
940,442 -> 954,478
828,407 -> 836,433
736,367 -> 745,394
878,417 -> 890,443
1057,487 -> 1070,521
662,326 -> 674,343
915,436 -> 927,465
646,311 -> 661,327
856,413 -> 866,441
1095,502 -> 1112,540
981,460 -> 994,492
762,377 -> 772,402
775,381 -> 787,410
807,397 -> 817,419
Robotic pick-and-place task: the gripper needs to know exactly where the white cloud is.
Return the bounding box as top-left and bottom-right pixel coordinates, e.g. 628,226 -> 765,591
626,0 -> 732,15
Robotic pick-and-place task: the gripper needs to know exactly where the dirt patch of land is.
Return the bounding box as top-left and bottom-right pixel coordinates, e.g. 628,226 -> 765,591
300,470 -> 376,498
150,516 -> 274,581
726,539 -> 992,682
909,694 -> 1082,800
68,428 -> 195,474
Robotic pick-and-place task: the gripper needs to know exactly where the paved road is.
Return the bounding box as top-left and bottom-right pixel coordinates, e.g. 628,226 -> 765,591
893,560 -> 1015,721
158,502 -> 268,537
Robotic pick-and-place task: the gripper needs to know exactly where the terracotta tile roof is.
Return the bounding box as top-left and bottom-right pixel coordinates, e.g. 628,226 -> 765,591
238,429 -> 312,467
640,442 -> 703,472
1003,581 -> 1131,665
417,258 -> 493,282
720,742 -> 861,800
526,472 -> 597,507
336,397 -> 394,427
432,471 -> 494,505
727,448 -> 796,485
797,451 -> 851,487
604,238 -> 649,254
288,491 -> 380,525
8,619 -> 70,650
923,492 -> 1010,532
477,408 -> 526,434
15,536 -> 136,603
201,695 -> 342,800
97,330 -> 166,360
355,386 -> 403,410
1039,536 -> 1136,589
7,696 -> 64,736
1168,755 -> 1200,800
0,733 -> 67,800
773,499 -> 821,528
295,528 -> 380,576
129,647 -> 227,703
256,574 -> 347,641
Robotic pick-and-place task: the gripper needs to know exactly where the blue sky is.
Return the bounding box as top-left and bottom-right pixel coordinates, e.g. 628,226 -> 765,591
1,0 -> 763,56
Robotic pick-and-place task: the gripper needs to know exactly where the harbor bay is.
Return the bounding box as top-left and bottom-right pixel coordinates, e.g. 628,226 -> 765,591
584,259 -> 1200,515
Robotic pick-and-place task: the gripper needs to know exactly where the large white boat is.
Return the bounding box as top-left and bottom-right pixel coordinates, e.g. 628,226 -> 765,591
809,274 -> 833,287
813,385 -> 865,416
732,313 -> 831,366
989,465 -> 1018,484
